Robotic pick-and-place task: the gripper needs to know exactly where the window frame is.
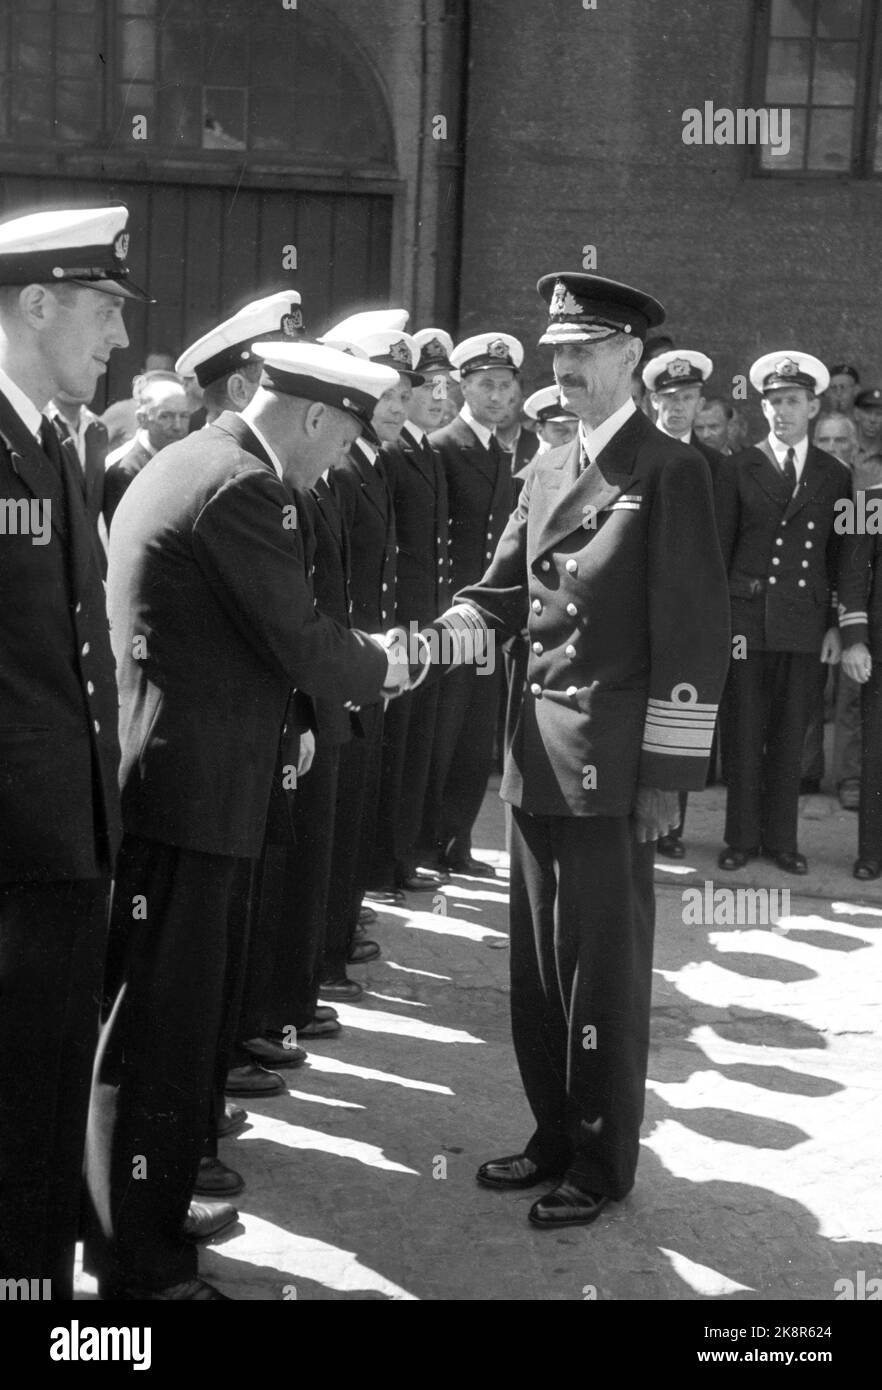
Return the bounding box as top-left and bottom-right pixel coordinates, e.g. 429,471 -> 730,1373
750,0 -> 882,179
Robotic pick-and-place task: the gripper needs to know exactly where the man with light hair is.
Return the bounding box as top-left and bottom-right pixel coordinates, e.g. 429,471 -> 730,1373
104,372 -> 191,526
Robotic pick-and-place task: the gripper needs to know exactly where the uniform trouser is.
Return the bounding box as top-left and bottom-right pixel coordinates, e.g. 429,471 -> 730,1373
83,835 -> 252,1293
371,682 -> 440,886
859,663 -> 882,860
724,650 -> 822,854
509,807 -> 656,1200
263,742 -> 342,1032
0,877 -> 109,1300
834,670 -> 863,786
323,706 -> 384,978
421,662 -> 502,863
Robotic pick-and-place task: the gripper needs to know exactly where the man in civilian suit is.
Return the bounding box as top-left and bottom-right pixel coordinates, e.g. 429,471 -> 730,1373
642,349 -> 726,858
103,373 -> 190,527
0,205 -> 144,1299
409,273 -> 730,1227
421,331 -> 523,878
84,344 -> 404,1301
715,352 -> 851,876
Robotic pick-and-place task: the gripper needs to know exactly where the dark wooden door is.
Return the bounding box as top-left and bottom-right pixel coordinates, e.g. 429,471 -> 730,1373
0,174 -> 393,407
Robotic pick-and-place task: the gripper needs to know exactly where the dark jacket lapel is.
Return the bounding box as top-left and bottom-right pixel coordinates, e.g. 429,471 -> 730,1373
751,440 -> 793,508
532,410 -> 653,556
782,445 -> 831,522
0,391 -> 67,542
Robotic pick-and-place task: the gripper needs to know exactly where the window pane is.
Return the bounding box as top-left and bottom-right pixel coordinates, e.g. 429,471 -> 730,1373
817,0 -> 862,40
203,88 -> 246,149
759,107 -> 806,170
56,79 -> 100,142
770,0 -> 812,37
16,41 -> 52,76
201,22 -> 248,85
117,79 -> 155,127
118,17 -> 156,82
116,0 -> 158,13
57,12 -> 98,53
15,14 -> 52,49
11,78 -> 53,142
807,107 -> 853,170
58,0 -> 99,11
0,77 -> 9,139
250,87 -> 292,152
812,42 -> 858,105
157,85 -> 201,147
766,38 -> 810,103
159,24 -> 201,83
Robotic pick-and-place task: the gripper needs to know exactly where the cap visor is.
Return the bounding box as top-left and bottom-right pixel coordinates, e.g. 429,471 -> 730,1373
70,276 -> 154,304
538,324 -> 619,347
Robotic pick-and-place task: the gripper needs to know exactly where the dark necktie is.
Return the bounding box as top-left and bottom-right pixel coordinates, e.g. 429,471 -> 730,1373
783,446 -> 797,492
39,415 -> 66,478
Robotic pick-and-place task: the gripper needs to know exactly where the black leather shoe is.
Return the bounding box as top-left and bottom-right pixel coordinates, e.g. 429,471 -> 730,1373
656,834 -> 685,859
528,1180 -> 611,1229
224,1063 -> 285,1095
193,1156 -> 244,1197
444,856 -> 497,879
854,857 -> 882,880
397,869 -> 446,892
348,938 -> 381,964
718,847 -> 755,871
297,1016 -> 343,1037
243,1035 -> 307,1067
216,1102 -> 247,1139
363,888 -> 405,906
314,1005 -> 338,1022
182,1199 -> 238,1242
476,1153 -> 559,1189
358,904 -> 378,925
107,1278 -> 232,1301
763,849 -> 808,875
319,976 -> 363,1001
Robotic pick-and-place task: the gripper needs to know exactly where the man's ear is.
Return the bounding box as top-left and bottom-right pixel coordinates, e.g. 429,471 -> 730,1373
17,284 -> 53,330
226,372 -> 251,410
135,403 -> 149,426
303,400 -> 325,436
807,395 -> 821,421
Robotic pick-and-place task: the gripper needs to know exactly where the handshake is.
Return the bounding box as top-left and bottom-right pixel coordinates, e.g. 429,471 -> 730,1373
371,626 -> 431,700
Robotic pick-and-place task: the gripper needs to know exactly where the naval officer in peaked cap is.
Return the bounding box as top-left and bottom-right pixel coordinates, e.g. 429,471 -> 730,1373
715,351 -> 850,877
0,203 -> 148,1299
409,273 -> 730,1227
84,342 -> 407,1300
175,289 -> 306,423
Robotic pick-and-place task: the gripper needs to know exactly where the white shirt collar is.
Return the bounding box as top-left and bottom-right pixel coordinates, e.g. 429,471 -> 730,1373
135,427 -> 156,459
657,421 -> 692,445
767,431 -> 809,481
246,420 -> 284,481
403,419 -> 425,445
459,403 -> 494,450
578,397 -> 636,466
0,364 -> 46,439
354,436 -> 378,466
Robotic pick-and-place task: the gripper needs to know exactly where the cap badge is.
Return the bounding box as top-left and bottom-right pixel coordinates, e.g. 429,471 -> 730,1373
775,358 -> 799,377
281,309 -> 303,336
667,358 -> 693,378
389,338 -> 412,366
423,336 -> 444,359
112,230 -> 130,263
487,338 -> 510,360
549,282 -> 583,318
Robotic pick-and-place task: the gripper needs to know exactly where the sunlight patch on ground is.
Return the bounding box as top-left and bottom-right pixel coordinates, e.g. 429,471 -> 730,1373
658,1246 -> 754,1296
381,908 -> 508,943
364,991 -> 428,1008
204,1216 -> 418,1300
305,1053 -> 454,1095
328,1002 -> 484,1045
238,1112 -> 419,1174
387,961 -> 452,981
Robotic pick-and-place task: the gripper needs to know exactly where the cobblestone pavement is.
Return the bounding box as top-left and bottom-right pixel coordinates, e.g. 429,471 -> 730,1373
76,776 -> 882,1302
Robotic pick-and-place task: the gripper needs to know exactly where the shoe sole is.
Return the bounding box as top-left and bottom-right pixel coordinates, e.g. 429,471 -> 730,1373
224,1083 -> 286,1096
193,1182 -> 244,1198
182,1215 -> 238,1243
528,1207 -> 606,1229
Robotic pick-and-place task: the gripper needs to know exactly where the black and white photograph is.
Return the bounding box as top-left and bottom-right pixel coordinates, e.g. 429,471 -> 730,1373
0,0 -> 880,1349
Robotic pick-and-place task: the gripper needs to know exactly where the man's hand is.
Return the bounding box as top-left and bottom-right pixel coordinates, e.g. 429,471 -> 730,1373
369,626 -> 411,698
296,729 -> 315,777
842,640 -> 872,685
633,787 -> 681,844
820,626 -> 841,665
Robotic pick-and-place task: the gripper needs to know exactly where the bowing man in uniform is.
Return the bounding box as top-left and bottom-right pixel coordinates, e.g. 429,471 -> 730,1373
0,205 -> 145,1298
370,328 -> 452,893
409,273 -> 730,1228
422,331 -> 524,878
642,349 -> 725,858
85,344 -> 405,1301
716,353 -> 850,876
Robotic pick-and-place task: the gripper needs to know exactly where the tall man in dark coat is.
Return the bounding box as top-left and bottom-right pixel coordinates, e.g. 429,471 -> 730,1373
715,352 -> 851,876
409,273 -> 730,1228
0,204 -> 146,1299
422,331 -> 524,877
84,343 -> 404,1301
643,349 -> 726,857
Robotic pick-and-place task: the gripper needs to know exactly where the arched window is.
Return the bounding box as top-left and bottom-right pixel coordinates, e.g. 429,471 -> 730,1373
0,0 -> 396,173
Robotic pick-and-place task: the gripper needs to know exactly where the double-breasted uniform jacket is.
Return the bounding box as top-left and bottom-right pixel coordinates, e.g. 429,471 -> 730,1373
838,483 -> 882,650
381,422 -> 450,626
297,473 -> 358,748
0,391 -> 121,882
103,436 -> 153,529
432,409 -> 731,817
106,411 -> 386,860
429,414 -> 514,594
714,442 -> 852,653
331,438 -> 397,631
